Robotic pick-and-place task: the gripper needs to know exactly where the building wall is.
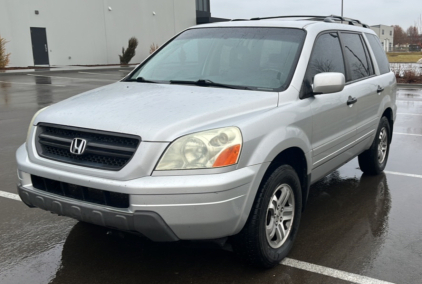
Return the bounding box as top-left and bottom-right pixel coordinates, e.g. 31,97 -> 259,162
0,0 -> 196,67
370,25 -> 394,52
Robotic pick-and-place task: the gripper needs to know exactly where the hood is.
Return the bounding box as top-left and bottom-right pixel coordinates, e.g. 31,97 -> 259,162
34,82 -> 279,141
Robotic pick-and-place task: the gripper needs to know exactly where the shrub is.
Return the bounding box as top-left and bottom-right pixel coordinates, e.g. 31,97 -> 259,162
149,43 -> 159,54
119,37 -> 138,65
391,63 -> 421,83
402,69 -> 419,83
0,35 -> 11,69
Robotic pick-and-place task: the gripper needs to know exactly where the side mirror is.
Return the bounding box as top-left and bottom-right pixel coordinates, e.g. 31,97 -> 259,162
313,72 -> 345,95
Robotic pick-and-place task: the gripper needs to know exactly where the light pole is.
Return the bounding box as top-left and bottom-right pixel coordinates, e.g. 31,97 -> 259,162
341,0 -> 344,17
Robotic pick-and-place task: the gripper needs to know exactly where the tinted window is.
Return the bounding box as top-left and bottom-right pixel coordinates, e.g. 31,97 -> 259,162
341,33 -> 373,81
366,33 -> 391,75
301,32 -> 345,96
129,28 -> 306,91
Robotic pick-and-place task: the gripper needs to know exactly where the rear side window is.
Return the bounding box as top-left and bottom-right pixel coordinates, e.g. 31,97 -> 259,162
365,34 -> 391,74
301,32 -> 345,96
341,33 -> 374,81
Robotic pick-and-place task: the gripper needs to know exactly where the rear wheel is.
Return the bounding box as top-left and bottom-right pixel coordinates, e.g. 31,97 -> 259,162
232,165 -> 302,268
358,117 -> 391,175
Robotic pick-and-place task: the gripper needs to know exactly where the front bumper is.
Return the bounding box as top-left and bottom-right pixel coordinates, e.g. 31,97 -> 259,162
17,185 -> 179,241
17,144 -> 267,241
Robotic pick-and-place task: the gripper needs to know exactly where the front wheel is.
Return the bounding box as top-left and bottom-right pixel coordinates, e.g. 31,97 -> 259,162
232,165 -> 302,268
358,116 -> 391,175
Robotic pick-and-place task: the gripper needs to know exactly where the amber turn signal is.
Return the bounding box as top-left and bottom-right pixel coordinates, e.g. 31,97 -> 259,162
213,144 -> 241,167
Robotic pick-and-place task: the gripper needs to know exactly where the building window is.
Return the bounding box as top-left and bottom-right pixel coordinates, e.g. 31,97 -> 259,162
382,29 -> 384,35
196,0 -> 209,12
390,31 -> 392,36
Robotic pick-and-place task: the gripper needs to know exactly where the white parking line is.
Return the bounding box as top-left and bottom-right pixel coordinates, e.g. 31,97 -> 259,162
27,74 -> 116,82
394,132 -> 422,137
78,72 -> 122,76
281,258 -> 395,284
397,113 -> 422,116
385,171 -> 422,179
0,80 -> 66,87
0,190 -> 21,201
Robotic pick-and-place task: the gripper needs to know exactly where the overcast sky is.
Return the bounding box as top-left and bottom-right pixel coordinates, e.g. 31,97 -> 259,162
211,0 -> 421,29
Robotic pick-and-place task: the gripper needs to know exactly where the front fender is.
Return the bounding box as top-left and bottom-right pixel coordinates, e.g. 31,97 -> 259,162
237,100 -> 313,175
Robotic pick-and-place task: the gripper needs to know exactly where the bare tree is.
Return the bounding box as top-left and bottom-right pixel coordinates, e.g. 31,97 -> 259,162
149,43 -> 159,55
393,25 -> 407,46
310,59 -> 335,73
407,26 -> 419,44
415,14 -> 422,35
416,15 -> 422,44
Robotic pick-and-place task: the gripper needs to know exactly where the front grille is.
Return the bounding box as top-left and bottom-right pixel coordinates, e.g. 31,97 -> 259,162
35,123 -> 141,171
31,175 -> 130,209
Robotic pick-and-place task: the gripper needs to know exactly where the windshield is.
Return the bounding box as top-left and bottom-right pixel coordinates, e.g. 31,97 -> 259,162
128,27 -> 306,91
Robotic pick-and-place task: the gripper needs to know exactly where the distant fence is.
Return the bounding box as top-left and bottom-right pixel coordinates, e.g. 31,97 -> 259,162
392,46 -> 422,52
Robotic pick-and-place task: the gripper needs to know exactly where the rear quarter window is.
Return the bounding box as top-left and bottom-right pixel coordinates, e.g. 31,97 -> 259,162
365,34 -> 391,75
341,33 -> 374,82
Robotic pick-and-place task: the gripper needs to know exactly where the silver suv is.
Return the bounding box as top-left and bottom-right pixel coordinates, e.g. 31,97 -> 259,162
16,15 -> 396,267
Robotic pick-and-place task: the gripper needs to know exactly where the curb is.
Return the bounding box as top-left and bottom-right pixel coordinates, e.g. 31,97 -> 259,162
0,65 -> 137,76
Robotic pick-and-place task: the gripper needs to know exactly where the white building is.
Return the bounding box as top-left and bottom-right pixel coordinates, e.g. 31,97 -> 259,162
370,25 -> 394,52
0,0 -> 197,67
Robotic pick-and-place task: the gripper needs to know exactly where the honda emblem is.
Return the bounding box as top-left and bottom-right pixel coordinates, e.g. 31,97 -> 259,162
70,138 -> 87,155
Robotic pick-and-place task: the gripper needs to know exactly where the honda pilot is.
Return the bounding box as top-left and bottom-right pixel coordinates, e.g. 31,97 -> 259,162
16,15 -> 396,267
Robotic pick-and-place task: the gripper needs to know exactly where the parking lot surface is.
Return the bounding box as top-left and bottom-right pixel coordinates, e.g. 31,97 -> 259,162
1,70 -> 421,284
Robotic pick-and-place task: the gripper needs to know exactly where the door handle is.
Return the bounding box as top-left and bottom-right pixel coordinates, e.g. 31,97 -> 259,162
347,96 -> 357,106
377,86 -> 384,93
45,44 -> 48,52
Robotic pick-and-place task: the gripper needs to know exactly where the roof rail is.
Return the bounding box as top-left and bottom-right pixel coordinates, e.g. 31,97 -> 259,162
230,15 -> 370,29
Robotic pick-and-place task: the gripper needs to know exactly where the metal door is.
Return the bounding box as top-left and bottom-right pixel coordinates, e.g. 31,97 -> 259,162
340,32 -> 379,143
30,27 -> 49,65
301,32 -> 358,178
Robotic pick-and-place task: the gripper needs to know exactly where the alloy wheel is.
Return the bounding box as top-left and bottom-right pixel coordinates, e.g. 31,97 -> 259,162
378,127 -> 388,164
265,184 -> 295,248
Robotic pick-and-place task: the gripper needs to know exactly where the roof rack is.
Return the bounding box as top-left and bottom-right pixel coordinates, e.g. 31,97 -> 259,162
230,15 -> 370,29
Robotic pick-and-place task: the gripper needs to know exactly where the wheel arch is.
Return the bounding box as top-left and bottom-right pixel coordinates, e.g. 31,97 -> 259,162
382,107 -> 394,143
259,147 -> 310,212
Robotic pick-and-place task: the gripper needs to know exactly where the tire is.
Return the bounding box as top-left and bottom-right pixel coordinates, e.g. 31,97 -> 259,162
358,116 -> 391,175
232,165 -> 302,268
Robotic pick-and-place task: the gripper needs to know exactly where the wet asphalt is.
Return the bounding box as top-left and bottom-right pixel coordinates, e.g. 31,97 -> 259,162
0,70 -> 421,284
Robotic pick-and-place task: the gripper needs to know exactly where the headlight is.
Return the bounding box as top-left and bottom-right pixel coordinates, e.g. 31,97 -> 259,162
27,107 -> 48,140
156,127 -> 242,170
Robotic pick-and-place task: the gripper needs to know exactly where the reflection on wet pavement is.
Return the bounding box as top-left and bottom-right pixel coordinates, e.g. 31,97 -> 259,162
34,75 -> 52,85
1,81 -> 12,107
33,76 -> 54,107
293,172 -> 390,268
397,88 -> 422,101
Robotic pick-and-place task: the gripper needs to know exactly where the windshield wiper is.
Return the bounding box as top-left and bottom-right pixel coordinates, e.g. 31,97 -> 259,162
170,79 -> 251,90
130,77 -> 160,83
